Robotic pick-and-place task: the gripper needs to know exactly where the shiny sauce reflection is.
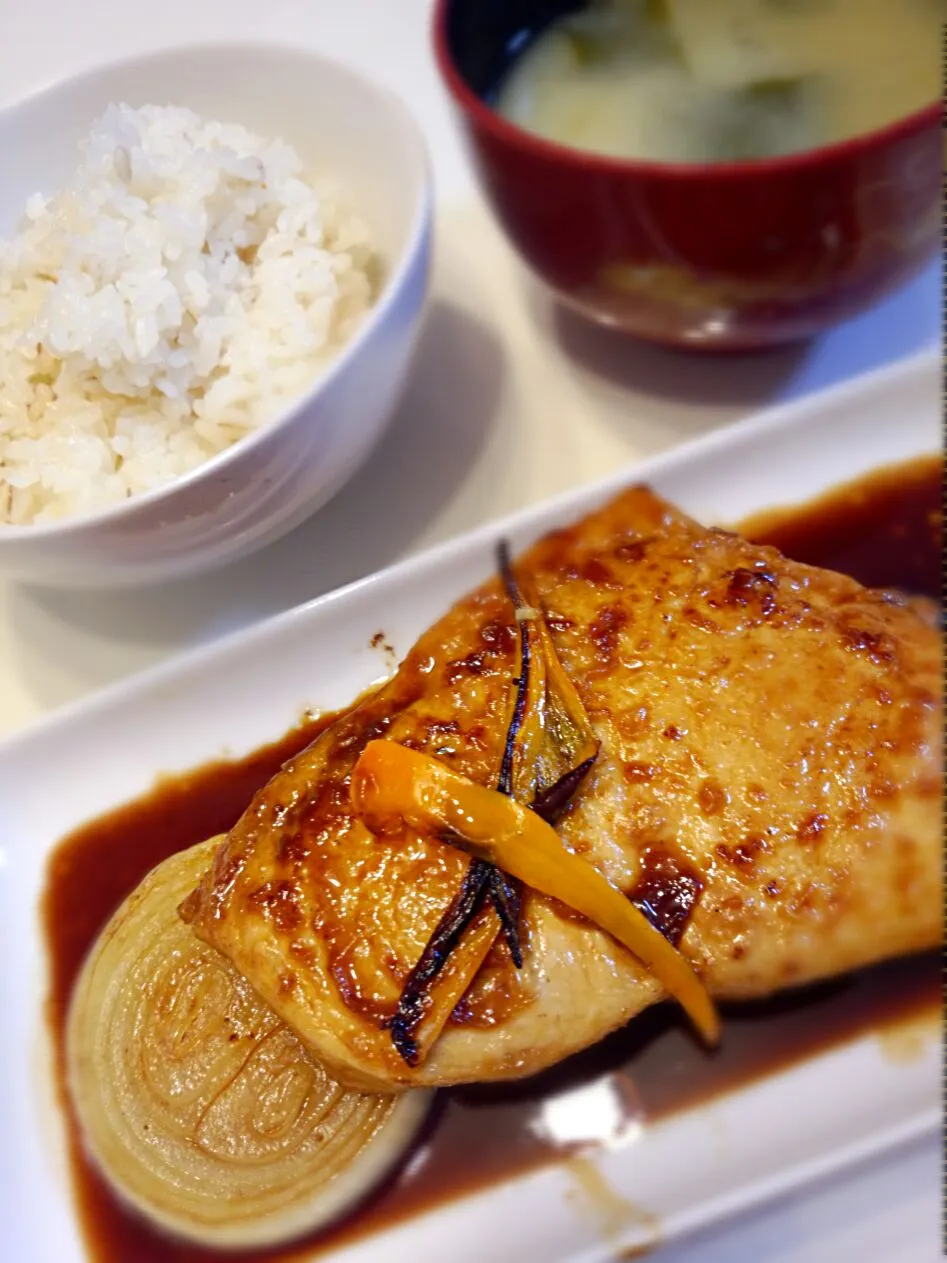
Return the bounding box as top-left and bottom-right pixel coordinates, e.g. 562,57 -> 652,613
43,454 -> 942,1263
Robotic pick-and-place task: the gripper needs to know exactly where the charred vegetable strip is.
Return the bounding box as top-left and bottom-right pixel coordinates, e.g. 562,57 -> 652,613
532,754 -> 598,825
480,540 -> 535,962
496,540 -> 534,798
482,538 -> 547,959
381,543 -> 534,1062
352,741 -> 720,1046
527,588 -> 599,769
407,910 -> 501,1058
497,546 -> 557,803
381,541 -> 601,1065
384,858 -> 493,1065
486,868 -> 523,966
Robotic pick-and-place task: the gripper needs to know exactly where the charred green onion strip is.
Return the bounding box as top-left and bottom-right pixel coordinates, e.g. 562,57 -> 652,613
382,541 -> 599,1066
353,742 -> 720,1047
533,753 -> 598,825
383,859 -> 496,1065
479,540 -> 535,964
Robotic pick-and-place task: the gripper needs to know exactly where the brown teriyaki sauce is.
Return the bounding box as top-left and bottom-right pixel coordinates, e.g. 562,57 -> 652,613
43,454 -> 943,1263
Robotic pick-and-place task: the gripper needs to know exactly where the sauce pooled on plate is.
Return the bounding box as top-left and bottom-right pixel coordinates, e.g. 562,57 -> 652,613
44,453 -> 942,1262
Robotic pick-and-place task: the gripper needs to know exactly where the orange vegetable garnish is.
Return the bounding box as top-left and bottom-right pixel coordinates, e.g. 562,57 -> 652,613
380,543 -> 601,1066
351,740 -> 720,1046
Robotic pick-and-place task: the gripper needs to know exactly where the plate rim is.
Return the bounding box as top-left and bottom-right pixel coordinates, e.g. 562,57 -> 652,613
1,345 -> 938,760
1,345 -> 940,1262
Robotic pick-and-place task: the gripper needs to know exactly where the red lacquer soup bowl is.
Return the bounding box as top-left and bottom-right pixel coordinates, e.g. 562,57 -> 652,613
433,0 -> 941,351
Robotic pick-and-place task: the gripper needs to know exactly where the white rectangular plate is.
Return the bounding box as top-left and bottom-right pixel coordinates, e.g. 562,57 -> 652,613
0,351 -> 940,1263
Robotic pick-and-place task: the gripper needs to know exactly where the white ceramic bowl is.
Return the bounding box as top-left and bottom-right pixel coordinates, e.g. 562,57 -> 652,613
0,43 -> 432,588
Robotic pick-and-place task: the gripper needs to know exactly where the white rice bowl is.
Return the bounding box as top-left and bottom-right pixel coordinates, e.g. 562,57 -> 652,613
0,103 -> 379,526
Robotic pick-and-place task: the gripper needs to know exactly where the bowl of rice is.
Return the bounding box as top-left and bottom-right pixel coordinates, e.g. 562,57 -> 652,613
0,43 -> 432,587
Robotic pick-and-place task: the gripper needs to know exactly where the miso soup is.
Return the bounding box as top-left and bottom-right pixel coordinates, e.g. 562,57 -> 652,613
497,0 -> 943,164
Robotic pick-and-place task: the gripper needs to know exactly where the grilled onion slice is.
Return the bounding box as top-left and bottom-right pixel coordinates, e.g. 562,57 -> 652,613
66,837 -> 431,1250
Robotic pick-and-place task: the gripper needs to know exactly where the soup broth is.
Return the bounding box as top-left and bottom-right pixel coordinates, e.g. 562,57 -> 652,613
498,0 -> 942,164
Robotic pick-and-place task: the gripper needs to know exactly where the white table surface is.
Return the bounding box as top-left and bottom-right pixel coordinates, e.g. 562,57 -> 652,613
0,3 -> 940,1260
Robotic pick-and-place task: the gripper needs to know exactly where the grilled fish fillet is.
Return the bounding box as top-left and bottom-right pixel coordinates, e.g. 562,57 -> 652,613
181,488 -> 943,1092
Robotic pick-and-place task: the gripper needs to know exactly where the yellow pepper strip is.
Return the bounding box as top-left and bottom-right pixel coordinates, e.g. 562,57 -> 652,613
351,740 -> 720,1046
